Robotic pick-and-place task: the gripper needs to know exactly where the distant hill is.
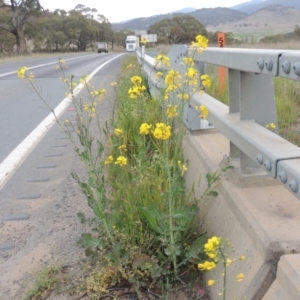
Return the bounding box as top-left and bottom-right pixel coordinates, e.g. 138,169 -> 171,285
231,0 -> 300,14
112,7 -> 247,31
207,4 -> 300,41
169,7 -> 197,14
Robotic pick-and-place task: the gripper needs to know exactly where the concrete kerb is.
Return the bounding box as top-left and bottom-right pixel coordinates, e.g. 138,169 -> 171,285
183,129 -> 300,300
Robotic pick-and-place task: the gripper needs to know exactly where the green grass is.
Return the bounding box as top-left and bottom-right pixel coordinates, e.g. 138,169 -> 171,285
205,65 -> 300,146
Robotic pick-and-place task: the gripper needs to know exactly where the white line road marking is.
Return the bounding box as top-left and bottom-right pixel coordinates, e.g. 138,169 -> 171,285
0,54 -> 99,78
0,54 -> 124,191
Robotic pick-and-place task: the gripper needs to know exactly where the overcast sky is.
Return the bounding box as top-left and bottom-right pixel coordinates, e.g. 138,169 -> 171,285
42,0 -> 247,23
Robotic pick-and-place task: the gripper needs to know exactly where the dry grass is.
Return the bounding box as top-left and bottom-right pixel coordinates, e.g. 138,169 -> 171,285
207,6 -> 300,42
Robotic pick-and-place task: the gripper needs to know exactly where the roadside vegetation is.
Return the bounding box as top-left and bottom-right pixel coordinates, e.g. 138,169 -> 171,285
19,35 -> 249,299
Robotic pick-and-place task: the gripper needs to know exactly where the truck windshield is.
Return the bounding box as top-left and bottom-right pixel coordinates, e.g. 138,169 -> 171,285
126,41 -> 135,43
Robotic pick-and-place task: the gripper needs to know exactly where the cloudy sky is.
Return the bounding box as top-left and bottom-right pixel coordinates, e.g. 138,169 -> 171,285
42,0 -> 247,23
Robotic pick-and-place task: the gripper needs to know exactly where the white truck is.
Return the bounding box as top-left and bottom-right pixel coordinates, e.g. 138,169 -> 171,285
125,36 -> 139,52
97,42 -> 108,53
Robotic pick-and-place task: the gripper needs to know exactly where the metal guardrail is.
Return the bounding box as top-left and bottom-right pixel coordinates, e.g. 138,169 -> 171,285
136,46 -> 300,201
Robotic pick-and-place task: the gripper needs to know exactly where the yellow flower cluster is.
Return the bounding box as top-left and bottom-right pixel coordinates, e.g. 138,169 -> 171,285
131,76 -> 143,86
90,89 -> 107,101
236,273 -> 245,282
153,123 -> 171,140
165,69 -> 182,94
114,128 -> 123,135
111,82 -> 117,86
178,160 -> 188,175
177,93 -> 189,101
186,67 -> 199,86
195,105 -> 209,119
83,103 -> 96,117
17,66 -> 29,79
141,37 -> 149,45
104,155 -> 114,164
118,144 -> 127,151
154,54 -> 170,68
191,35 -> 209,53
201,74 -> 212,88
204,236 -> 221,258
80,75 -> 91,84
156,71 -> 164,80
115,156 -> 127,166
266,123 -> 276,129
167,105 -> 178,118
183,57 -> 194,67
198,261 -> 216,271
140,123 -> 152,135
128,76 -> 146,99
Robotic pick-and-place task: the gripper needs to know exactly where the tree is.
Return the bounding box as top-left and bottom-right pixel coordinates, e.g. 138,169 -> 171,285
0,0 -> 42,54
0,4 -> 15,52
148,15 -> 207,44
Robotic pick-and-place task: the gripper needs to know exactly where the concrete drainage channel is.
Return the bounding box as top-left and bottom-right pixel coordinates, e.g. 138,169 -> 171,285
0,108 -> 76,254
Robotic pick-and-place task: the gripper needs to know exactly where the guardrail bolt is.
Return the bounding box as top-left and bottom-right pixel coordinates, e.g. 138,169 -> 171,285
265,59 -> 273,71
282,60 -> 291,74
263,160 -> 272,171
293,62 -> 300,76
289,179 -> 298,193
256,154 -> 263,164
257,58 -> 264,70
278,171 -> 287,184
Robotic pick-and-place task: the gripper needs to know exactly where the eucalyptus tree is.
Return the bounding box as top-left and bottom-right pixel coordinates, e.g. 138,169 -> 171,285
0,0 -> 42,54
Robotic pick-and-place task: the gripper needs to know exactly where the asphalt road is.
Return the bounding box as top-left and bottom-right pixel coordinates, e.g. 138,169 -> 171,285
0,52 -> 124,164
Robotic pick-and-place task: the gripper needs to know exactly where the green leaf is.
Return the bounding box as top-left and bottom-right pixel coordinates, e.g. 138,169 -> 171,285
207,191 -> 218,197
206,172 -> 212,184
78,233 -> 102,248
140,207 -> 161,234
186,234 -> 207,260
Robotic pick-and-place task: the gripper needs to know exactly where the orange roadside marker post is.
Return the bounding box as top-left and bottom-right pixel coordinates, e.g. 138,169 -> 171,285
218,32 -> 226,93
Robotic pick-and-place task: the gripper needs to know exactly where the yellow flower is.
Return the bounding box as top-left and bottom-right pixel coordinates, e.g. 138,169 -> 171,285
115,156 -> 127,166
183,57 -> 194,67
141,37 -> 149,45
83,103 -> 96,116
165,69 -> 181,90
226,258 -> 233,267
186,67 -> 199,78
177,93 -> 189,101
266,123 -> 276,129
167,105 -> 178,118
127,63 -> 133,68
207,280 -> 215,286
131,76 -> 143,86
90,89 -> 106,100
111,82 -> 117,86
114,128 -> 123,135
153,123 -> 171,140
154,54 -> 170,68
201,74 -> 211,88
198,261 -> 216,271
80,75 -> 91,84
207,253 -> 216,259
118,144 -> 127,151
104,155 -> 113,165
191,35 -> 208,52
128,85 -> 146,99
17,66 -> 29,79
195,105 -> 209,119
240,256 -> 246,261
140,123 -> 152,135
178,160 -> 188,174
156,71 -> 164,79
236,273 -> 245,282
59,59 -> 66,64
